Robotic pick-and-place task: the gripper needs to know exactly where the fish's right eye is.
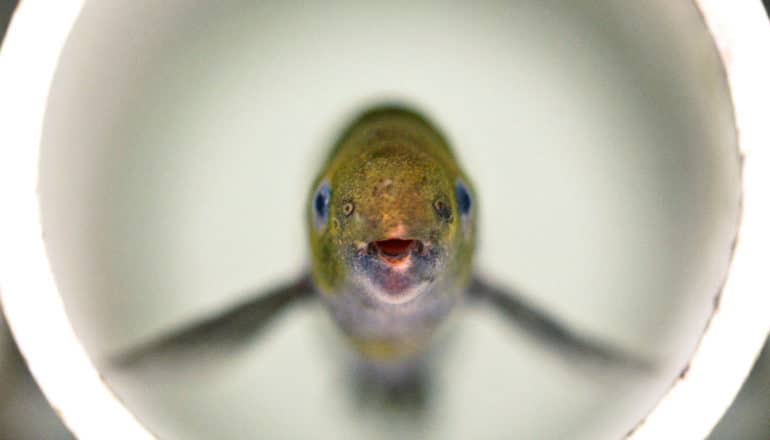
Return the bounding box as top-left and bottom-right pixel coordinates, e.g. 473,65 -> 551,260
312,182 -> 331,229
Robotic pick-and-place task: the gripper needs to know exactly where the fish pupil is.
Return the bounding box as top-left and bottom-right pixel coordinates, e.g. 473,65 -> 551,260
313,183 -> 331,228
456,182 -> 472,215
314,192 -> 326,215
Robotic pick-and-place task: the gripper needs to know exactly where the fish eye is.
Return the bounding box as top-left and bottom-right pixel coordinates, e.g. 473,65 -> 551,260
312,182 -> 331,229
455,181 -> 472,217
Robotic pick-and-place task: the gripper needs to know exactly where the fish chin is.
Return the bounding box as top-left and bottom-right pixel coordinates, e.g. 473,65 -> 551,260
358,273 -> 430,305
348,240 -> 445,305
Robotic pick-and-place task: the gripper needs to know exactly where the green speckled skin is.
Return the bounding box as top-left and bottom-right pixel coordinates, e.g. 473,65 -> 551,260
307,106 -> 477,361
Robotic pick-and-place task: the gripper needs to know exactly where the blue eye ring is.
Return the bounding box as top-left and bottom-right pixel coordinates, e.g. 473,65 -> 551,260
455,180 -> 472,217
312,181 -> 331,229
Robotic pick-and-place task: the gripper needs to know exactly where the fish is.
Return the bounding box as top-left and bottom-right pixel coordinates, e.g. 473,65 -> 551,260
114,106 -> 647,398
307,107 -> 475,368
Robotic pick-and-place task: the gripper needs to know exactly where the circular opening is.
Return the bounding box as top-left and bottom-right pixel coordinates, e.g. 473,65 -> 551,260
2,1 -> 767,439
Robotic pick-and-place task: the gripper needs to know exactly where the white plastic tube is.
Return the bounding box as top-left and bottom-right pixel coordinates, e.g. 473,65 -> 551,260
0,1 -> 767,439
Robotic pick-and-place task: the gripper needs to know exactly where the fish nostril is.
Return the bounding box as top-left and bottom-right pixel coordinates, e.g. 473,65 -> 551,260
367,242 -> 378,256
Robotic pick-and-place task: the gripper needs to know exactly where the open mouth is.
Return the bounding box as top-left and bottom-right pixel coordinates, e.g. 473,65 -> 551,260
359,238 -> 432,304
374,238 -> 417,263
373,239 -> 419,263
376,239 -> 414,258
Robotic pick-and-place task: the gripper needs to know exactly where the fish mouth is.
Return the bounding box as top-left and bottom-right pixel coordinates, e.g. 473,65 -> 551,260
370,239 -> 423,266
353,238 -> 436,305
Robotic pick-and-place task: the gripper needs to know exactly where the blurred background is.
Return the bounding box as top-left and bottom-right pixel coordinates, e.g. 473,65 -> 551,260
0,0 -> 768,438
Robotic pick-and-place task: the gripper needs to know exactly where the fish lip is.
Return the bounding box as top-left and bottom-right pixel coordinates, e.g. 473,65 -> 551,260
354,270 -> 431,305
369,280 -> 429,305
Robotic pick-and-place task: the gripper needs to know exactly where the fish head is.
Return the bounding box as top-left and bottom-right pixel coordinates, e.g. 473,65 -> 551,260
308,138 -> 476,305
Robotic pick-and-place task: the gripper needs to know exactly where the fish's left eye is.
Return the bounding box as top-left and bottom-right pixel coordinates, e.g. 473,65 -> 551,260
312,182 -> 331,229
455,181 -> 472,217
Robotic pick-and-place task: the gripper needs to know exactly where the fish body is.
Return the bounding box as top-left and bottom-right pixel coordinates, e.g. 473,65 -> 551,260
307,108 -> 475,363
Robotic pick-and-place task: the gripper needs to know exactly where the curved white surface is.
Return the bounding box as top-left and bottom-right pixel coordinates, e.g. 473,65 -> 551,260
0,1 -> 152,439
0,1 -> 767,439
629,1 -> 770,438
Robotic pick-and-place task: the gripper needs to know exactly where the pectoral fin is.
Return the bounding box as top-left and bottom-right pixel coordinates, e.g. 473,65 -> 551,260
111,273 -> 315,369
468,275 -> 651,370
